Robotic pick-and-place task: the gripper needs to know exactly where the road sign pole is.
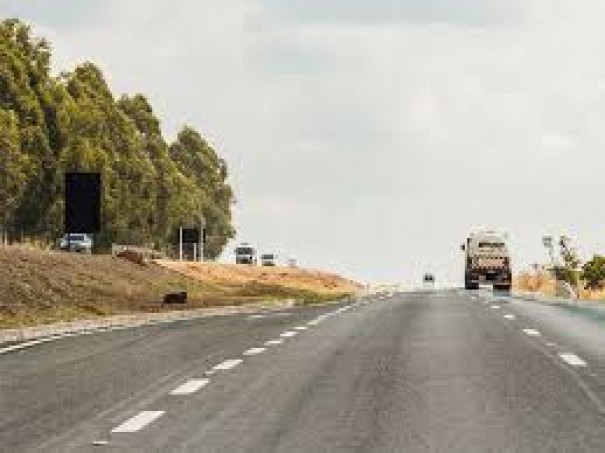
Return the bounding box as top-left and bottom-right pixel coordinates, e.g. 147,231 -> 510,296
199,215 -> 206,262
179,227 -> 183,261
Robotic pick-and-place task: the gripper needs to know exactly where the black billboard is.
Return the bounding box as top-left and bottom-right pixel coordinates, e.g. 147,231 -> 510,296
65,172 -> 101,234
182,228 -> 200,244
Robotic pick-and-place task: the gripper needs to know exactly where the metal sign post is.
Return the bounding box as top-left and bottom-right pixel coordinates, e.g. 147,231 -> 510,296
199,215 -> 206,262
179,227 -> 183,261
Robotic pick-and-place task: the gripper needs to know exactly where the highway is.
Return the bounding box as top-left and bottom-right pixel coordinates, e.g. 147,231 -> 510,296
2,290 -> 605,452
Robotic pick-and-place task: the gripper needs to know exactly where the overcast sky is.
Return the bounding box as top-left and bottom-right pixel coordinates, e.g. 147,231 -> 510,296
3,0 -> 605,284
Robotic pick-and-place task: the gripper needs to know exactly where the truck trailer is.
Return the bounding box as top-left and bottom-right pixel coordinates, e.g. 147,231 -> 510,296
462,231 -> 512,292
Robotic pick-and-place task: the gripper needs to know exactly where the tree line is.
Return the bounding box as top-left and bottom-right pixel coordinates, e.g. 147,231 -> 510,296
0,19 -> 235,258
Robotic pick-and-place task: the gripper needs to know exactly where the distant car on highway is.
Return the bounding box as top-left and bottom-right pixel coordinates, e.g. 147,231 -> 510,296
423,273 -> 435,286
58,233 -> 93,253
260,253 -> 277,266
235,243 -> 257,265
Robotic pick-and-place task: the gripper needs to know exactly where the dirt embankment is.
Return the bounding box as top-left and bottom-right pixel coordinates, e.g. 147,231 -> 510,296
156,260 -> 360,296
0,247 -> 361,329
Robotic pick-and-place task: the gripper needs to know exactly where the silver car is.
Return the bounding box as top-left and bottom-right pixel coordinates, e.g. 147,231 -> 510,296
58,233 -> 93,253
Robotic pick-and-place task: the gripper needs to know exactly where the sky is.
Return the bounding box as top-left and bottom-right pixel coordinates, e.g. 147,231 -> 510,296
3,0 -> 605,285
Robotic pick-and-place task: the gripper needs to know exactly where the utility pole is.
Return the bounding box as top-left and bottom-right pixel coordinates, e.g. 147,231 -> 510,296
542,236 -> 555,271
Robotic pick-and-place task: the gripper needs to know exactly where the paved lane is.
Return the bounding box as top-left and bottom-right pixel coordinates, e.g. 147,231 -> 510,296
3,291 -> 605,452
0,302 -> 347,452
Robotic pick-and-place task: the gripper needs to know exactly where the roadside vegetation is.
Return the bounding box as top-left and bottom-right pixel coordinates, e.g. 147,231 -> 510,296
515,236 -> 605,300
0,247 -> 360,329
0,19 -> 234,256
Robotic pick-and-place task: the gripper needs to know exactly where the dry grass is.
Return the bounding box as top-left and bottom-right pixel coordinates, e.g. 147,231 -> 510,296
514,271 -> 605,301
0,246 -> 360,329
514,272 -> 557,296
155,260 -> 361,296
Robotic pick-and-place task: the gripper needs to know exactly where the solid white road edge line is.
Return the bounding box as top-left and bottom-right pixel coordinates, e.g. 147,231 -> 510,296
170,379 -> 210,396
213,359 -> 243,371
559,353 -> 587,367
111,411 -> 165,433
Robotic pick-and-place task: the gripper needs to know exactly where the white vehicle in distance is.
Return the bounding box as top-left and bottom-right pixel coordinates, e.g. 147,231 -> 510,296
58,233 -> 93,253
260,253 -> 277,266
235,243 -> 257,265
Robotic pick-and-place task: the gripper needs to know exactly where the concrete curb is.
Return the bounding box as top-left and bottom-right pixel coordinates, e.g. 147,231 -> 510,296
0,299 -> 300,346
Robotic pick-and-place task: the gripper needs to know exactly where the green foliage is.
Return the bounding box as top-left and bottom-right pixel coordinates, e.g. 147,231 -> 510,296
559,236 -> 580,271
550,236 -> 581,286
553,266 -> 578,287
0,19 -> 235,254
169,127 -> 235,258
0,108 -> 30,232
581,255 -> 605,290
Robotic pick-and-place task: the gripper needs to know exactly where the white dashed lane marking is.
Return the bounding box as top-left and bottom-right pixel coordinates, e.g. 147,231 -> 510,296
170,379 -> 210,396
523,328 -> 541,337
264,339 -> 283,346
243,347 -> 266,356
247,313 -> 291,320
504,314 -> 516,320
111,411 -> 165,433
213,359 -> 243,371
280,331 -> 298,338
559,353 -> 587,367
491,305 -> 501,310
295,326 -> 307,331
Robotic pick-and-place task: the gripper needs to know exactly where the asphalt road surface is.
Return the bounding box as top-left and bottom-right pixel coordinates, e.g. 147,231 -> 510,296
2,290 -> 605,452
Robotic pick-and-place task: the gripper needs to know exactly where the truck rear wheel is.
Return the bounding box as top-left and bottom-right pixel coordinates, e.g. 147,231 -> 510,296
465,280 -> 479,290
494,284 -> 511,293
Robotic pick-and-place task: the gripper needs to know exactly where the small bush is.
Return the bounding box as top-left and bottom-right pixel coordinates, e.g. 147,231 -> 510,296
582,255 -> 605,290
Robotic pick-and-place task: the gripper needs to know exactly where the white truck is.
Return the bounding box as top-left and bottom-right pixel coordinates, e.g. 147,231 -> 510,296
462,231 -> 512,292
235,243 -> 257,265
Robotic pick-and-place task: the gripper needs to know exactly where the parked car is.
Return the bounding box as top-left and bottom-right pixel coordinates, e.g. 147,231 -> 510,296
423,273 -> 435,286
58,233 -> 93,253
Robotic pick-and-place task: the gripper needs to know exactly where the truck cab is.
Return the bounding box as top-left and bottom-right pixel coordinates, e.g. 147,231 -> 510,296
462,231 -> 512,292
